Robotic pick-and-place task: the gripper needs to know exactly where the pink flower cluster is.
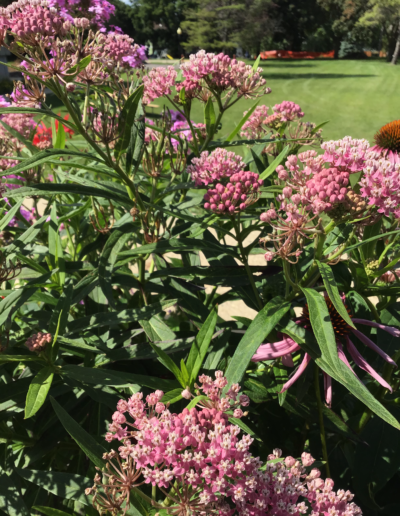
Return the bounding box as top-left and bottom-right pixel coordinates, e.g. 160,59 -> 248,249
241,105 -> 282,139
273,101 -> 304,122
25,332 -> 52,353
0,1 -> 70,43
188,148 -> 245,186
321,137 -> 376,173
142,66 -> 177,105
178,50 -> 270,100
204,172 -> 263,214
102,372 -> 361,516
360,157 -> 400,218
96,32 -> 146,70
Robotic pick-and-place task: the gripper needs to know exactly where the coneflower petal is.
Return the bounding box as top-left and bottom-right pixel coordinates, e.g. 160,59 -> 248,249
280,353 -> 312,393
346,337 -> 392,392
323,373 -> 332,407
352,318 -> 400,338
351,328 -> 397,367
252,338 -> 300,362
337,341 -> 358,378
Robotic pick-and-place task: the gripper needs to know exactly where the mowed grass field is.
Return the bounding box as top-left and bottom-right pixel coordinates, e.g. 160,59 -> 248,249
150,58 -> 400,143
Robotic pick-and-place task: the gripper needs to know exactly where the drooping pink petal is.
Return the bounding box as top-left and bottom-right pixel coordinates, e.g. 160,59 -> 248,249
353,318 -> 400,338
323,373 -> 332,407
346,337 -> 392,392
337,341 -> 359,379
351,328 -> 397,367
252,336 -> 300,362
280,353 -> 312,393
282,353 -> 295,367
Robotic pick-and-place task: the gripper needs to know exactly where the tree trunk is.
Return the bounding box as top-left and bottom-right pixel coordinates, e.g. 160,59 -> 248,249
391,19 -> 400,65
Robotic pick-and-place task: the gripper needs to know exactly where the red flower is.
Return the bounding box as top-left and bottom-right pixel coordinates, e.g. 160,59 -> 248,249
33,114 -> 74,149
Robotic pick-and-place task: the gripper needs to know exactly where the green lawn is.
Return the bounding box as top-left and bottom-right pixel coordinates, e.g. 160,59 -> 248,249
151,59 -> 400,143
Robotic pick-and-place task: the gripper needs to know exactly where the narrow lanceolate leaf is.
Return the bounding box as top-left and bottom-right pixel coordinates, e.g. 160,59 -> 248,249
204,97 -> 216,138
186,306 -> 218,383
126,99 -> 145,173
99,229 -> 130,308
16,470 -> 92,506
0,471 -> 29,516
25,366 -> 54,419
33,507 -> 73,516
0,355 -> 44,363
0,200 -> 23,231
225,99 -> 260,142
316,261 -> 355,329
224,296 -> 291,389
301,287 -> 400,430
50,397 -> 106,468
259,145 -> 290,180
300,288 -> 339,367
148,341 -> 185,387
115,85 -> 144,159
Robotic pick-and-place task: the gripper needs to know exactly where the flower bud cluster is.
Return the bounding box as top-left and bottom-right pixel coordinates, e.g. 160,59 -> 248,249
188,148 -> 245,186
95,372 -> 361,516
142,66 -> 177,105
95,32 -> 146,70
204,172 -> 263,214
240,104 -> 283,139
25,332 -> 52,353
273,100 -> 304,122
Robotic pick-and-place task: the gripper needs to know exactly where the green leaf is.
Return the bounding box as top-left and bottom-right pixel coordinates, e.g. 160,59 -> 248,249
0,471 -> 29,516
252,55 -> 261,71
316,261 -> 355,329
0,120 -> 38,154
204,97 -> 216,138
224,296 -> 291,388
148,341 -> 185,386
0,200 -> 23,230
126,99 -> 145,173
273,362 -> 289,406
0,354 -> 44,363
61,365 -> 180,391
186,306 -> 218,383
33,507 -> 73,516
0,107 -> 78,132
16,469 -> 92,506
115,85 -> 144,159
99,229 -> 130,307
5,215 -> 48,256
54,120 -> 66,150
300,288 -> 339,366
362,218 -> 382,261
301,287 -> 400,430
64,54 -> 92,81
50,397 -> 106,468
354,411 -> 400,506
139,315 -> 176,342
345,230 -> 399,254
67,299 -> 177,333
25,366 -> 54,419
259,145 -> 290,180
0,149 -> 100,177
48,203 -> 65,286
225,99 -> 260,142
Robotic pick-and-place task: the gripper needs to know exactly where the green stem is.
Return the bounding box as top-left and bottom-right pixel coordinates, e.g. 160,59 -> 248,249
314,363 -> 331,478
83,83 -> 90,126
233,215 -> 263,310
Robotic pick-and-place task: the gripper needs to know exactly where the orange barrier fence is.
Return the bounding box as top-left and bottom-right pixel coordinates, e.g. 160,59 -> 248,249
260,50 -> 335,59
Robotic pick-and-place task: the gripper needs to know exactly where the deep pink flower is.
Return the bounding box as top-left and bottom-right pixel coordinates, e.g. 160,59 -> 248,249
142,66 -> 177,105
188,148 -> 245,186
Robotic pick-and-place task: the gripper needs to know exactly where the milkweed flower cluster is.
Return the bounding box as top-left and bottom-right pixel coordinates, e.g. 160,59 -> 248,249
252,294 -> 399,406
188,148 -> 245,186
142,66 -> 178,105
204,172 -> 263,214
360,157 -> 400,218
177,50 -> 270,102
273,101 -> 304,122
89,372 -> 362,516
240,105 -> 281,139
25,332 -> 52,353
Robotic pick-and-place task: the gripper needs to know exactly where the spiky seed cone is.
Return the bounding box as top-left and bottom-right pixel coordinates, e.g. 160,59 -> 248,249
303,296 -> 353,336
374,120 -> 400,152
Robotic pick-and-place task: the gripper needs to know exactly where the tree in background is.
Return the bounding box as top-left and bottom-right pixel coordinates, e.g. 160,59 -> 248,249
182,0 -> 246,53
317,0 -> 368,57
237,0 -> 278,55
126,0 -> 195,57
357,0 -> 400,64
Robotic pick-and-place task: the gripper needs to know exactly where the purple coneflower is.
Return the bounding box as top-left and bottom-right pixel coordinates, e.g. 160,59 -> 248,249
252,296 -> 399,406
